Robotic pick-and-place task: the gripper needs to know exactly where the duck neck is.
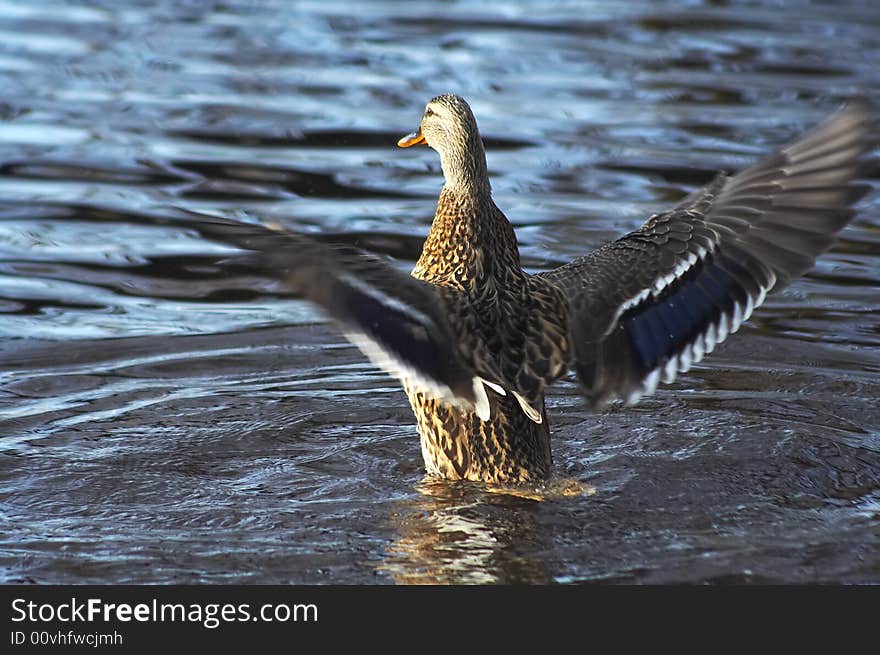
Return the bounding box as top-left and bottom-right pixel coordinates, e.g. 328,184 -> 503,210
437,136 -> 491,197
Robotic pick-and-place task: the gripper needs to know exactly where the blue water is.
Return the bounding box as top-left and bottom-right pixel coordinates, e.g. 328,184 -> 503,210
0,0 -> 878,583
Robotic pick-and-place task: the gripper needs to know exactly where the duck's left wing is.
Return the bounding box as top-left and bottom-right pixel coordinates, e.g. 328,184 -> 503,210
184,213 -> 494,419
539,101 -> 876,407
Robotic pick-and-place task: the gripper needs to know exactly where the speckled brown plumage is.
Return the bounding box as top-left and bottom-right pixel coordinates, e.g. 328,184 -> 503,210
399,96 -> 569,483
189,94 -> 876,485
406,185 -> 568,483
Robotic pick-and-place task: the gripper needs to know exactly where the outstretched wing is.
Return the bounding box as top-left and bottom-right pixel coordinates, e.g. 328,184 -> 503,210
540,101 -> 876,406
182,212 -> 496,419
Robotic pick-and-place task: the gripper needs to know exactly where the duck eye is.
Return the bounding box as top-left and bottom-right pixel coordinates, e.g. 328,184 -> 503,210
424,108 -> 435,118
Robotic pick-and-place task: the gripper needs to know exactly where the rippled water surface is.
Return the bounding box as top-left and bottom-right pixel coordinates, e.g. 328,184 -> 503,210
1,0 -> 879,584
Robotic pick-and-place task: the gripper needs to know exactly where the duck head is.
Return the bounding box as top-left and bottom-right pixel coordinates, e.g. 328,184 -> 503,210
398,94 -> 490,194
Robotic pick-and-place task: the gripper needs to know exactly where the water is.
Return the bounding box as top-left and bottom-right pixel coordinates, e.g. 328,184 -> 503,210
1,0 -> 879,584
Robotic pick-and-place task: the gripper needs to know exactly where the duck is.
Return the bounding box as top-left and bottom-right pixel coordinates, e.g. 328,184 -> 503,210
192,94 -> 876,485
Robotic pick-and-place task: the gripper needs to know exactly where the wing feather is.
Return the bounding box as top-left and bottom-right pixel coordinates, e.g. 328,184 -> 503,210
178,211 -> 497,418
540,101 -> 876,406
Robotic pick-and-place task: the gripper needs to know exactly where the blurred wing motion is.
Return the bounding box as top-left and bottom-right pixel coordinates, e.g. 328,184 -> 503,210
540,101 -> 877,406
183,212 -> 494,419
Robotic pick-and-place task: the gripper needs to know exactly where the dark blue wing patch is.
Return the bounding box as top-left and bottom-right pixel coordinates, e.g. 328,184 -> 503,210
622,258 -> 741,373
331,274 -> 463,389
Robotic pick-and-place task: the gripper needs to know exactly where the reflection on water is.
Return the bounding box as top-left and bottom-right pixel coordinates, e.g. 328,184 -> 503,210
385,486 -> 551,585
383,479 -> 590,584
0,0 -> 879,583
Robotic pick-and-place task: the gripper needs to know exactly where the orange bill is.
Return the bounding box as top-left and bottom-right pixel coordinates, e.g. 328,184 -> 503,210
397,130 -> 426,147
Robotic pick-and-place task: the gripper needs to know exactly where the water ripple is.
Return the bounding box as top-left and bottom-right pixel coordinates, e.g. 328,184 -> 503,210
0,0 -> 878,584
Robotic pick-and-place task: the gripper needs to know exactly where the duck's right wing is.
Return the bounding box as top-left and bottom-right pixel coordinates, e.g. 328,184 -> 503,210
539,101 -> 876,407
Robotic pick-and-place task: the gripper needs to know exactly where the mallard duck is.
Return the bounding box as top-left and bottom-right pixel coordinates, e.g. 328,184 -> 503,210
194,94 -> 875,484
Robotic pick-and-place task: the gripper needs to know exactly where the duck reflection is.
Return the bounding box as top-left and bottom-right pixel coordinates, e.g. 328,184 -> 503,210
381,478 -> 589,584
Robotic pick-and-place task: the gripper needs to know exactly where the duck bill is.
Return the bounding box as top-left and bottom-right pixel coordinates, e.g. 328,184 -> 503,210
397,130 -> 426,147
